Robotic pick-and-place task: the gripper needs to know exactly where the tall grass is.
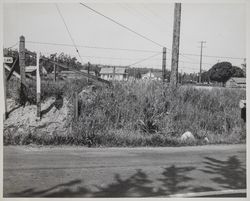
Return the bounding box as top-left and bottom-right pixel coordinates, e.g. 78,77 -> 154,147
4,79 -> 246,146
71,81 -> 246,146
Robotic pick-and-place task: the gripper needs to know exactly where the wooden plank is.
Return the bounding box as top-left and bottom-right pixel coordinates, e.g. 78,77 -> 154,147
6,55 -> 19,81
4,64 -> 21,79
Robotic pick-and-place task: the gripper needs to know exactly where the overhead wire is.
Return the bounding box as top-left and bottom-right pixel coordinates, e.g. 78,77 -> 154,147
26,40 -> 160,53
127,52 -> 162,67
79,2 -> 164,48
55,3 -> 84,64
6,42 -> 18,49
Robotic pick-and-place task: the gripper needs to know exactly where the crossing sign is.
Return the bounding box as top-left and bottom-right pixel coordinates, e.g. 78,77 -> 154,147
4,57 -> 13,64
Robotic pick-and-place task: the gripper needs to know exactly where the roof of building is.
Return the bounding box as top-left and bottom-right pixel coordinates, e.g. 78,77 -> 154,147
228,77 -> 246,84
100,67 -> 127,74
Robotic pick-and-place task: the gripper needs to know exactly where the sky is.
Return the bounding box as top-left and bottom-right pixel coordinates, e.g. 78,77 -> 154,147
3,2 -> 246,73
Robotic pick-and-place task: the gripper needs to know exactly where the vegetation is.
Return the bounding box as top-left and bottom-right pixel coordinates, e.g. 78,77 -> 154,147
4,79 -> 246,146
208,62 -> 244,85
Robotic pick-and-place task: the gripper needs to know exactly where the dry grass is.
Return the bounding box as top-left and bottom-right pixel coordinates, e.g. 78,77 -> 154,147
4,79 -> 246,146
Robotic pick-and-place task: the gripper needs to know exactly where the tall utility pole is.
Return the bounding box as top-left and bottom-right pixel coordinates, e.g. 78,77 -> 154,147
199,41 -> 206,83
19,36 -> 26,104
162,47 -> 166,82
170,3 -> 181,88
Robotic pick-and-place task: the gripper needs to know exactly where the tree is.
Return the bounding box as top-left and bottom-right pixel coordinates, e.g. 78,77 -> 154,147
208,62 -> 244,86
231,66 -> 245,77
201,71 -> 210,83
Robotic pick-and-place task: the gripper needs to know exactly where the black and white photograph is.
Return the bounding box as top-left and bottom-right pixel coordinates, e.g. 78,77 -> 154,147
1,0 -> 248,198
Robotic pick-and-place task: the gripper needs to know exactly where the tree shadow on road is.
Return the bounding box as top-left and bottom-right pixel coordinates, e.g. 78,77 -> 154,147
6,155 -> 246,197
8,166 -> 196,197
200,155 -> 246,190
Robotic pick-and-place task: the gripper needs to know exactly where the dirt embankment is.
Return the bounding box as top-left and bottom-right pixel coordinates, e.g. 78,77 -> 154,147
4,97 -> 72,139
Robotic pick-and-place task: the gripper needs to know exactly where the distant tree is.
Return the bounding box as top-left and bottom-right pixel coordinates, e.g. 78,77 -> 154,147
231,66 -> 245,77
208,62 -> 232,86
208,62 -> 245,86
201,71 -> 210,83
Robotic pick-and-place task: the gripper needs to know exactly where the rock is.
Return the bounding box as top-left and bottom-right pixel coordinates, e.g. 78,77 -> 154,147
203,137 -> 209,144
180,131 -> 195,142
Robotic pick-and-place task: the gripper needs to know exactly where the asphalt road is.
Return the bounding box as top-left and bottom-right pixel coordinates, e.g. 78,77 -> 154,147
3,144 -> 246,197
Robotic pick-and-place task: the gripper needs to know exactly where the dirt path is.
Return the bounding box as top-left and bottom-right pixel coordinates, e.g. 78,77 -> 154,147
3,144 -> 246,197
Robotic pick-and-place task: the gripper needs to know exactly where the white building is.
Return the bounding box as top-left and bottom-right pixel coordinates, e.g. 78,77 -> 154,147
141,71 -> 162,80
100,67 -> 128,81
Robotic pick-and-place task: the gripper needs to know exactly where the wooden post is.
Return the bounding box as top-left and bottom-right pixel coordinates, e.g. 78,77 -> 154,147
113,66 -> 115,81
54,57 -> 56,82
36,52 -> 41,119
74,92 -> 79,121
19,36 -> 26,102
87,62 -> 90,84
199,41 -> 206,83
162,47 -> 166,82
3,66 -> 8,120
170,3 -> 181,88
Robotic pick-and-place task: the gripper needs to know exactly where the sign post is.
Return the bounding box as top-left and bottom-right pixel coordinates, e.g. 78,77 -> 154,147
4,57 -> 13,64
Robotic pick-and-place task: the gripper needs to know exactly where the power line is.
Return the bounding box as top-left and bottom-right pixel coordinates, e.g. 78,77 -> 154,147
79,2 -> 164,48
6,42 -> 18,49
127,52 -> 162,67
26,40 -> 160,53
180,52 -> 244,60
55,4 -> 84,64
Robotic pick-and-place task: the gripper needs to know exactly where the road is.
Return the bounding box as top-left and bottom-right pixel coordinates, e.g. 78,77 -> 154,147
3,144 -> 246,197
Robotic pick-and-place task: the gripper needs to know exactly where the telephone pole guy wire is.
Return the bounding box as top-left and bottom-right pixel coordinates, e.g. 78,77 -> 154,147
55,3 -> 84,64
79,2 -> 164,48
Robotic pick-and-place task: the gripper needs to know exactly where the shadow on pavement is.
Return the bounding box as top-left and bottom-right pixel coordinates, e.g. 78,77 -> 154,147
7,155 -> 246,197
200,155 -> 246,190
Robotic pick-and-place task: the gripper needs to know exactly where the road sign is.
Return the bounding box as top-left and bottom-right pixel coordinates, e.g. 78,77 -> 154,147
4,57 -> 13,64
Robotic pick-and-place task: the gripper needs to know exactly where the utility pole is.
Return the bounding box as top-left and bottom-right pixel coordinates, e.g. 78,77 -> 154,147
162,47 -> 166,82
19,36 -> 26,104
199,41 -> 206,83
170,3 -> 181,88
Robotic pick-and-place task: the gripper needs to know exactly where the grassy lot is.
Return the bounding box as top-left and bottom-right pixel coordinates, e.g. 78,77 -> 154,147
4,78 -> 246,146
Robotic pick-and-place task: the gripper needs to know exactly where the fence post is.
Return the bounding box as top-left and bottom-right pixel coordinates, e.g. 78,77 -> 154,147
36,52 -> 41,119
113,66 -> 115,81
74,92 -> 79,121
162,47 -> 166,82
19,36 -> 26,104
54,57 -> 56,82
